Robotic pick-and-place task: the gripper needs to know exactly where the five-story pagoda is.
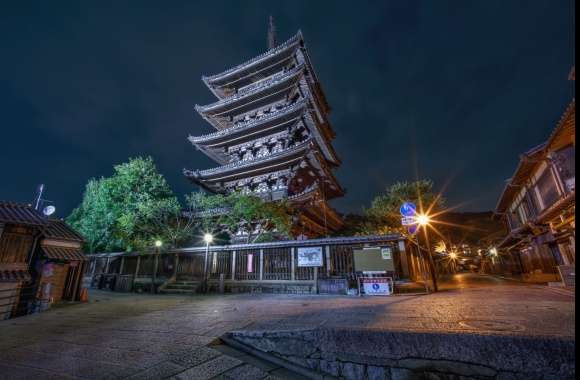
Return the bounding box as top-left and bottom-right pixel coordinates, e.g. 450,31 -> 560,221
185,20 -> 344,237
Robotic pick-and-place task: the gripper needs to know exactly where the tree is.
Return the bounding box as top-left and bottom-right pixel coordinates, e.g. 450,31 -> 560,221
187,191 -> 292,244
363,179 -> 444,235
67,178 -> 120,253
68,156 -> 183,252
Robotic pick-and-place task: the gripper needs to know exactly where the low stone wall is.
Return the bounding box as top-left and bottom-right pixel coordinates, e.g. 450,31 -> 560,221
225,328 -> 575,379
224,282 -> 315,295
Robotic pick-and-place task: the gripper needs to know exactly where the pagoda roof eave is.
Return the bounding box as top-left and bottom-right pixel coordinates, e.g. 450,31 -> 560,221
305,149 -> 345,199
196,65 -> 305,118
189,101 -> 340,167
184,140 -> 313,182
189,100 -> 308,146
202,31 -> 303,87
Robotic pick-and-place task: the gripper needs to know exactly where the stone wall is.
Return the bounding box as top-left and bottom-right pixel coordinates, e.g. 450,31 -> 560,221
225,328 -> 575,380
225,282 -> 315,295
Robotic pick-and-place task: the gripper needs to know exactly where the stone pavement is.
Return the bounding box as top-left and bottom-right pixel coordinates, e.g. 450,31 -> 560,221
0,274 -> 574,379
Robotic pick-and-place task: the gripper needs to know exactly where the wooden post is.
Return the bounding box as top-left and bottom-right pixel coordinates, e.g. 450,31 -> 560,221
173,253 -> 179,277
291,247 -> 296,281
313,267 -> 318,294
132,256 -> 141,292
152,253 -> 159,293
398,240 -> 410,278
135,256 -> 141,277
325,246 -> 331,276
231,250 -> 236,281
259,249 -> 264,281
105,257 -> 110,273
119,257 -> 125,275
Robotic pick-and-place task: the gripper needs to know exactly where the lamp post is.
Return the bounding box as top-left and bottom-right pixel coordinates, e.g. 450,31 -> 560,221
202,233 -> 213,293
416,214 -> 439,292
152,240 -> 162,294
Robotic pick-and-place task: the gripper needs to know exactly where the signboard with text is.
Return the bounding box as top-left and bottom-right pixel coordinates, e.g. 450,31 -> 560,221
297,247 -> 323,267
362,277 -> 392,296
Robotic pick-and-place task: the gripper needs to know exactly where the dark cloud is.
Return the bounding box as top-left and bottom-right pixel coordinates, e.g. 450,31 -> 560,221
0,1 -> 574,217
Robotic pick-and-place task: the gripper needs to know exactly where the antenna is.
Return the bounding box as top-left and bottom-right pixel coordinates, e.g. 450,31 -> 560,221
34,184 -> 44,210
267,15 -> 277,50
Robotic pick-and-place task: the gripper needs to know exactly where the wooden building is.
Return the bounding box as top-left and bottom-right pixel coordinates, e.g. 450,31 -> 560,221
185,22 -> 344,237
494,69 -> 575,285
33,220 -> 87,309
0,202 -> 47,319
0,202 -> 87,319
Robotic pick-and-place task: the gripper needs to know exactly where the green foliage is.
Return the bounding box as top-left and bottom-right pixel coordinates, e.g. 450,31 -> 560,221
361,179 -> 444,235
67,157 -> 186,252
186,191 -> 292,243
67,178 -> 120,253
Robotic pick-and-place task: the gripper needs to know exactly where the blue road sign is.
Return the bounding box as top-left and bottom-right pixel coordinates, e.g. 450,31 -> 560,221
400,202 -> 417,217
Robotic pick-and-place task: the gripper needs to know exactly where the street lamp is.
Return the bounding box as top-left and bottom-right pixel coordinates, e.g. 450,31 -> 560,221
152,240 -> 162,294
415,213 -> 438,292
202,233 -> 214,293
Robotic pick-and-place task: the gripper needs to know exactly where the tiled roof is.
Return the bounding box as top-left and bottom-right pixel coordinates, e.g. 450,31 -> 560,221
202,31 -> 303,83
41,246 -> 87,261
0,202 -> 48,227
0,270 -> 31,283
42,220 -> 85,242
494,143 -> 547,214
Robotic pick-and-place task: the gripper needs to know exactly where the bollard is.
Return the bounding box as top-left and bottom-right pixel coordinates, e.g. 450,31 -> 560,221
219,273 -> 225,294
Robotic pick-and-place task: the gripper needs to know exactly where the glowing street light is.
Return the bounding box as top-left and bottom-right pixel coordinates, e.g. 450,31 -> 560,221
416,214 -> 431,226
154,240 -> 163,248
203,233 -> 214,244
449,252 -> 458,260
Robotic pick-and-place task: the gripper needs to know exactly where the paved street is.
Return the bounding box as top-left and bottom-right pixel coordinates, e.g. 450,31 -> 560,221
0,274 -> 574,379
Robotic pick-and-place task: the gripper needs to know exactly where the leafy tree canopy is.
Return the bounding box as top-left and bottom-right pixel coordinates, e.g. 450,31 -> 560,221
186,191 -> 292,244
354,179 -> 444,235
67,157 -> 186,252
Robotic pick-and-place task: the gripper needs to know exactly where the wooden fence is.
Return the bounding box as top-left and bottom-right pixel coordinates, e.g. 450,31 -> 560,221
85,235 -> 425,294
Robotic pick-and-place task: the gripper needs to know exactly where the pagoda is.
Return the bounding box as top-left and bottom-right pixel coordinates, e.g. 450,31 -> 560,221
185,20 -> 344,237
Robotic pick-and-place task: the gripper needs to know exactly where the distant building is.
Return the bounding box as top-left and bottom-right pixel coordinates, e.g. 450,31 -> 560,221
185,21 -> 344,238
0,202 -> 87,319
494,70 -> 575,284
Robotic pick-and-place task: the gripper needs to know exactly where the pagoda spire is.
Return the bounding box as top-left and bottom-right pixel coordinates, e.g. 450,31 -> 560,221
267,15 -> 277,50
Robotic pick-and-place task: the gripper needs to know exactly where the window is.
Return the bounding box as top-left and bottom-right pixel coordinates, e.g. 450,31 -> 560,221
535,169 -> 560,210
553,145 -> 575,192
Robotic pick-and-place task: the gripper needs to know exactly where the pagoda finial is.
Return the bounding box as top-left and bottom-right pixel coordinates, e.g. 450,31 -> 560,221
267,15 -> 277,50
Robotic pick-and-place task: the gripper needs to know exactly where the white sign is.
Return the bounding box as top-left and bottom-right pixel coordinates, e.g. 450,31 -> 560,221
362,277 -> 392,296
297,247 -> 323,267
381,247 -> 392,260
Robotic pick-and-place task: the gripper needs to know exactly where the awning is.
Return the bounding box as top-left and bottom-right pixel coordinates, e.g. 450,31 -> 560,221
0,270 -> 31,282
41,246 -> 87,261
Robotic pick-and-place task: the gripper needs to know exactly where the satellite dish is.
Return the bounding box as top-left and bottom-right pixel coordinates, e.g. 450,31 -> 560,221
43,205 -> 56,216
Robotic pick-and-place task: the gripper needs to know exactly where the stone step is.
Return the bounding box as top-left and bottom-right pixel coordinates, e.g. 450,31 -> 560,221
165,284 -> 197,290
159,288 -> 197,294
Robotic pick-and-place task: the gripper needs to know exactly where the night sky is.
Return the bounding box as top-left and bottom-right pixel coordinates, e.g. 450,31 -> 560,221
0,1 -> 575,217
